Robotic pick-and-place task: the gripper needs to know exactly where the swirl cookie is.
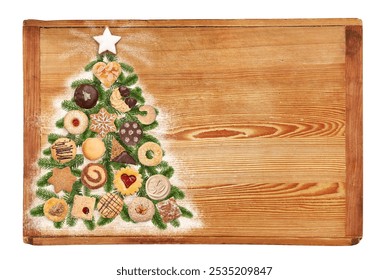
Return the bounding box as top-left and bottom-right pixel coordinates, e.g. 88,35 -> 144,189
64,110 -> 89,135
113,167 -> 142,196
119,121 -> 143,146
128,197 -> 155,222
51,138 -> 76,164
82,138 -> 106,160
137,142 -> 163,166
97,193 -> 123,218
43,198 -> 68,222
146,174 -> 171,200
81,163 -> 107,190
137,105 -> 156,125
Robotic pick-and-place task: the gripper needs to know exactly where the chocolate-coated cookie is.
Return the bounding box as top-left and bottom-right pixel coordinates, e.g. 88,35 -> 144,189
74,84 -> 99,109
119,121 -> 143,146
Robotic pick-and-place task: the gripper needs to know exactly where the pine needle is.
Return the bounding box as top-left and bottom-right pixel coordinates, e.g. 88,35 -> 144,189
37,171 -> 53,187
142,121 -> 159,131
124,74 -> 138,87
61,100 -> 80,111
55,118 -> 64,128
71,79 -> 94,89
36,189 -> 58,201
48,133 -> 64,144
152,212 -> 167,230
120,204 -> 134,223
30,204 -> 45,217
66,209 -> 77,227
170,219 -> 180,228
179,206 -> 193,218
97,217 -> 115,226
84,60 -> 98,71
83,218 -> 96,231
169,186 -> 185,200
53,221 -> 64,229
119,62 -> 134,73
42,148 -> 51,156
131,87 -> 145,104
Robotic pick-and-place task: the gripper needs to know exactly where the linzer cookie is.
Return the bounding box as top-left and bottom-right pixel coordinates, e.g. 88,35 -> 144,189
51,138 -> 76,164
113,167 -> 142,196
71,195 -> 96,220
97,193 -> 123,218
128,197 -> 155,222
156,197 -> 182,223
111,138 -> 136,165
64,110 -> 89,135
146,174 -> 171,200
119,121 -> 143,146
81,163 -> 107,190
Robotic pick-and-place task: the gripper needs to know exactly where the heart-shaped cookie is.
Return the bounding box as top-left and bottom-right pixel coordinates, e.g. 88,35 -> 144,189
92,61 -> 122,88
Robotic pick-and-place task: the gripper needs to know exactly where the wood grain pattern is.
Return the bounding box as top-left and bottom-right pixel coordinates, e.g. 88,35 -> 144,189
23,19 -> 362,245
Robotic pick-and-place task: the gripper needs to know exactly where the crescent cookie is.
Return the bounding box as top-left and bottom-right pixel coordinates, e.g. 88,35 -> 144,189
81,163 -> 107,190
43,198 -> 68,222
110,87 -> 130,113
137,105 -> 157,125
128,197 -> 155,222
64,110 -> 89,135
137,142 -> 163,166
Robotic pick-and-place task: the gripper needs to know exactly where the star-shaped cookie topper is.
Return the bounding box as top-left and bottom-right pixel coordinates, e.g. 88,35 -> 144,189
48,167 -> 77,193
90,108 -> 117,138
93,27 -> 121,54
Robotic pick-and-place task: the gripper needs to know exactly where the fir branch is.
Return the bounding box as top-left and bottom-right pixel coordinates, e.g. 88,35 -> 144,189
54,221 -> 64,229
55,118 -> 64,128
179,206 -> 193,218
105,52 -> 117,62
66,212 -> 77,227
142,121 -> 159,131
43,148 -> 51,156
36,189 -> 58,201
74,129 -> 97,146
104,165 -> 114,193
37,171 -> 53,187
120,204 -> 134,223
67,154 -> 84,168
71,79 -> 94,89
131,87 -> 145,104
30,204 -> 45,217
170,219 -> 180,228
48,133 -> 64,144
61,100 -> 80,112
90,195 -> 101,208
38,158 -> 62,169
71,168 -> 82,177
65,180 -> 83,205
83,186 -> 91,196
168,186 -> 185,200
83,217 -> 96,231
152,211 -> 167,230
124,74 -> 138,87
110,162 -> 127,170
116,72 -> 126,84
84,60 -> 99,71
139,133 -> 161,146
160,165 -> 174,179
97,217 -> 115,226
137,185 -> 147,198
145,166 -> 158,177
119,62 -> 134,73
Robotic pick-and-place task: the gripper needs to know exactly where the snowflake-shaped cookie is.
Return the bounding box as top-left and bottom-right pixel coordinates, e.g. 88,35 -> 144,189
90,108 -> 117,138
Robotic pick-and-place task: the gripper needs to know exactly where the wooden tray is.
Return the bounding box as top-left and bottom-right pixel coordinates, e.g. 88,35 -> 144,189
23,19 -> 362,245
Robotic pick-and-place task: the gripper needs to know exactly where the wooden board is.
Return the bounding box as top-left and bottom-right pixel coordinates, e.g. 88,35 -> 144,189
23,19 -> 362,245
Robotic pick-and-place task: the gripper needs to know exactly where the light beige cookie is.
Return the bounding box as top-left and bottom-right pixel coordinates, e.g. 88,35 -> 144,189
97,193 -> 123,218
43,198 -> 68,222
64,110 -> 89,135
92,61 -> 121,88
51,138 -> 76,164
137,105 -> 157,125
137,142 -> 163,166
110,87 -> 130,112
128,197 -> 155,222
146,174 -> 171,200
82,138 -> 106,160
71,195 -> 96,220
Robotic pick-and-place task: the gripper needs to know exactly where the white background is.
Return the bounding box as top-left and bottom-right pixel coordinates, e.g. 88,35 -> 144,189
1,0 -> 387,279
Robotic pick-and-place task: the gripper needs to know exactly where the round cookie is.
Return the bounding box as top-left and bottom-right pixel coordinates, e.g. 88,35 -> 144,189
43,197 -> 68,222
146,174 -> 171,201
51,138 -> 76,164
119,121 -> 143,146
82,138 -> 106,160
74,84 -> 99,109
97,193 -> 123,218
64,110 -> 89,135
128,197 -> 155,222
137,142 -> 163,166
113,167 -> 142,196
137,105 -> 157,125
81,163 -> 107,190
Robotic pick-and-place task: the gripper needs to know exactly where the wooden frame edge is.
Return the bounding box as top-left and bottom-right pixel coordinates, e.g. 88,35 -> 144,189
345,25 -> 363,239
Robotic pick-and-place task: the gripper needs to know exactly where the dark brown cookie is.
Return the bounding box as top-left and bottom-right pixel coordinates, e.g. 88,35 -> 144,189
119,121 -> 143,146
74,84 -> 99,109
81,163 -> 107,190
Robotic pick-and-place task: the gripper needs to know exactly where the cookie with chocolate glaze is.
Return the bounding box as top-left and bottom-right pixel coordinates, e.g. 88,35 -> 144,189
74,84 -> 99,109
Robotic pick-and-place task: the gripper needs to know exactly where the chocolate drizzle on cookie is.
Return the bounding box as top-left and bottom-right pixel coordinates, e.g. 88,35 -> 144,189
51,138 -> 76,163
97,193 -> 123,219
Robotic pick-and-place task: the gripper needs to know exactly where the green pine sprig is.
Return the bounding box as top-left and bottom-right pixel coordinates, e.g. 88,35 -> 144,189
168,186 -> 185,200
152,211 -> 167,230
120,204 -> 135,223
179,206 -> 193,218
70,79 -> 94,89
42,148 -> 51,156
55,118 -> 64,128
62,100 -> 80,111
36,171 -> 53,187
83,217 -> 96,231
54,221 -> 64,229
66,209 -> 77,227
97,217 -> 115,226
119,62 -> 134,73
30,204 -> 45,217
131,87 -> 145,104
170,219 -> 180,228
36,189 -> 58,201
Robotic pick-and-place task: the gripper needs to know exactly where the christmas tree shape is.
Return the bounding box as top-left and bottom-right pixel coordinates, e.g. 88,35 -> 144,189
30,27 -> 193,230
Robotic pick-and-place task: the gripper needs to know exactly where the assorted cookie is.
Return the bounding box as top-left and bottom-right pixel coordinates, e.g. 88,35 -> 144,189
137,105 -> 157,125
113,167 -> 142,196
82,137 -> 106,160
97,193 -> 123,219
92,61 -> 121,88
74,84 -> 99,109
44,198 -> 68,222
128,197 -> 155,222
71,195 -> 96,220
146,174 -> 171,201
51,138 -> 77,164
119,121 -> 143,146
110,87 -> 130,112
156,197 -> 182,223
111,138 -> 136,165
64,110 -> 89,135
137,142 -> 163,166
81,163 -> 107,190
89,108 -> 117,138
48,167 -> 77,193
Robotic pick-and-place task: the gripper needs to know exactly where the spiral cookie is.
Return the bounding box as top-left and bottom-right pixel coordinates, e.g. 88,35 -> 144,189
81,163 -> 107,190
137,142 -> 163,166
137,105 -> 157,125
64,110 -> 89,135
51,138 -> 76,164
128,197 -> 155,222
97,193 -> 123,218
119,121 -> 143,146
146,174 -> 171,200
110,87 -> 130,113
